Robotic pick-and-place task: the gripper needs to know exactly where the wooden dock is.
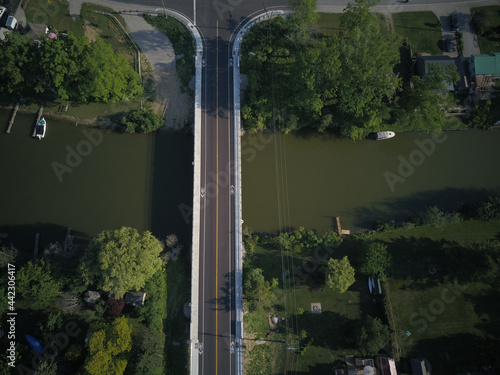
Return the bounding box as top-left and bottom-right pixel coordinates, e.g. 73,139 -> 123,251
6,103 -> 19,133
32,106 -> 44,137
336,217 -> 351,236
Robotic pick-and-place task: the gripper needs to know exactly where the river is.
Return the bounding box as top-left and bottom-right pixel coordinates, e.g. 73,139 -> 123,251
241,128 -> 500,234
1,107 -> 499,249
0,108 -> 193,250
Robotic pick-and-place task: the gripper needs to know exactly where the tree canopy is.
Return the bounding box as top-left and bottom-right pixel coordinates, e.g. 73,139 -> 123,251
120,109 -> 164,133
17,260 -> 61,309
324,256 -> 355,293
84,316 -> 132,375
80,227 -> 163,298
359,242 -> 391,279
0,33 -> 142,102
243,267 -> 278,311
356,315 -> 390,356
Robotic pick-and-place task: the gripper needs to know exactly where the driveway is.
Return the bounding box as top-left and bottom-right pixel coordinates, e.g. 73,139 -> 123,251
69,0 -> 191,128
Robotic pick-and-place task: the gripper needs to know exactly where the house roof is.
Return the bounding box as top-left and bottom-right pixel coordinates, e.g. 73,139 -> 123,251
473,53 -> 500,77
378,357 -> 397,375
125,291 -> 146,306
415,55 -> 457,91
411,359 -> 426,375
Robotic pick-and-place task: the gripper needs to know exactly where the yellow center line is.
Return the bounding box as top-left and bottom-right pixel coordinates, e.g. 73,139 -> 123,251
215,20 -> 219,375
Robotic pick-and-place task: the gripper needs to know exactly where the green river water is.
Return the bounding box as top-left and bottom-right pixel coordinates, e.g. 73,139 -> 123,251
0,108 -> 193,249
241,129 -> 500,234
1,108 -> 499,250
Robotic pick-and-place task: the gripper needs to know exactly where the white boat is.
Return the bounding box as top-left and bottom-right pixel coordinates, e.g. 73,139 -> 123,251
35,118 -> 46,140
371,131 -> 395,140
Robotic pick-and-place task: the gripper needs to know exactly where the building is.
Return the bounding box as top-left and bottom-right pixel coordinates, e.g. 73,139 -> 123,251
415,55 -> 471,93
410,359 -> 427,375
346,356 -> 379,375
376,356 -> 397,375
472,53 -> 500,88
125,291 -> 146,306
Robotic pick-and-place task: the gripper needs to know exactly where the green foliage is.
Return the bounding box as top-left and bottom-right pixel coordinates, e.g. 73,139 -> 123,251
359,242 -> 391,279
17,260 -> 61,309
33,360 -> 57,375
393,63 -> 458,133
421,206 -> 462,228
356,315 -> 390,356
288,0 -> 319,44
134,328 -> 166,375
120,109 -> 164,134
138,268 -> 167,331
0,32 -> 142,102
0,244 -> 17,268
85,316 -> 132,375
474,196 -> 500,221
324,256 -> 355,293
80,227 -> 163,298
37,312 -> 63,334
81,37 -> 143,102
0,33 -> 36,96
143,14 -> 195,87
469,100 -> 492,129
270,227 -> 341,254
243,268 -> 278,311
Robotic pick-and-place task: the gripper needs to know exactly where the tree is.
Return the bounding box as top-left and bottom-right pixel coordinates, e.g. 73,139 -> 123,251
356,315 -> 390,356
469,100 -> 492,129
17,260 -> 61,309
475,196 -> 500,221
394,63 -> 458,133
359,242 -> 391,279
138,268 -> 167,331
120,109 -> 164,134
107,298 -> 126,316
0,33 -> 36,96
84,316 -> 132,375
288,0 -> 319,44
243,268 -> 278,311
80,227 -> 163,298
0,244 -> 17,268
80,38 -> 142,102
134,328 -> 165,375
35,33 -> 88,100
336,0 -> 401,139
324,256 -> 355,293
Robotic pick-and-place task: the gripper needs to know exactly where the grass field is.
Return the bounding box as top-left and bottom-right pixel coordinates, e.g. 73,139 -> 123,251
244,242 -> 381,375
245,219 -> 500,374
373,220 -> 500,374
471,6 -> 500,54
392,12 -> 443,56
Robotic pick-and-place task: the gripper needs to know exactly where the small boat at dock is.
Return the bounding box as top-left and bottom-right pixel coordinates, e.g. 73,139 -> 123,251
35,118 -> 46,140
369,131 -> 395,140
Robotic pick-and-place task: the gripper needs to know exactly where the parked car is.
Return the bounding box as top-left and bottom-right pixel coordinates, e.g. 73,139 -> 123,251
5,15 -> 17,30
446,39 -> 454,52
0,6 -> 6,19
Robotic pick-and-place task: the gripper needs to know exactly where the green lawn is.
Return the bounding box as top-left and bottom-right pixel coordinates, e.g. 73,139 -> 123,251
24,0 -> 84,38
244,243 -> 378,375
392,12 -> 443,56
471,6 -> 500,54
316,13 -> 345,38
372,220 -> 500,374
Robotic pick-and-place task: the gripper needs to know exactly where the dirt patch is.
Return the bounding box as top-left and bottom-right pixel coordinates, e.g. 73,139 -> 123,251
151,67 -> 193,131
84,21 -> 100,42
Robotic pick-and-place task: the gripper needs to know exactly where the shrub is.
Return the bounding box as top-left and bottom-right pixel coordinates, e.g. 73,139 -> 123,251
107,298 -> 126,316
120,109 -> 164,134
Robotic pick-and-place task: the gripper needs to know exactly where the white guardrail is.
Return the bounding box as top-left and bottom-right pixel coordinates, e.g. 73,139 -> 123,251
232,10 -> 287,375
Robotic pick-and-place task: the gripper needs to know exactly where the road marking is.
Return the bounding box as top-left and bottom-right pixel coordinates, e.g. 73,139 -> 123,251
215,19 -> 219,375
